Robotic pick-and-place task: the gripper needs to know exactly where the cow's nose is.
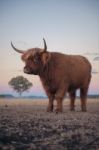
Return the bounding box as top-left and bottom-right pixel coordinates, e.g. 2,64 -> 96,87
24,67 -> 30,74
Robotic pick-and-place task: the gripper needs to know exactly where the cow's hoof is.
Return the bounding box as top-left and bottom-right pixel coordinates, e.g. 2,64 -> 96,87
81,106 -> 87,112
47,108 -> 53,112
82,109 -> 87,112
55,109 -> 62,114
70,108 -> 75,111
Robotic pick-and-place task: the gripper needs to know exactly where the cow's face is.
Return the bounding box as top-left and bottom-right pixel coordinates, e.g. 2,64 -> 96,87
22,49 -> 42,75
22,49 -> 51,75
11,39 -> 51,75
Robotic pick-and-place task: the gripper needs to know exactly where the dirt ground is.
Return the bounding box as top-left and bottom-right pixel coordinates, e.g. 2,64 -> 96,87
0,98 -> 99,150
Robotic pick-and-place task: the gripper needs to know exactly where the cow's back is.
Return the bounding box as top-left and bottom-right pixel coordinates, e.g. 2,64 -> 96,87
50,52 -> 92,87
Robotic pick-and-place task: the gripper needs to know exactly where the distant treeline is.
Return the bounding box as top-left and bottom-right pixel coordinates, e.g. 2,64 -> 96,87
0,94 -> 14,98
87,95 -> 99,98
0,94 -> 47,99
67,95 -> 99,99
0,94 -> 99,99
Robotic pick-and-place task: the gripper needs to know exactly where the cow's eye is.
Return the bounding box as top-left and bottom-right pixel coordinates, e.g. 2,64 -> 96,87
34,57 -> 38,63
33,55 -> 40,64
28,56 -> 33,61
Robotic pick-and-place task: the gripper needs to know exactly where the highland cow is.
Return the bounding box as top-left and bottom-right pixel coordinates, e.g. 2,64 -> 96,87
11,39 -> 92,112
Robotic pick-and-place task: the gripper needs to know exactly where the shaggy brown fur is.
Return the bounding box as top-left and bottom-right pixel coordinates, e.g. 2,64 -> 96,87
11,39 -> 92,112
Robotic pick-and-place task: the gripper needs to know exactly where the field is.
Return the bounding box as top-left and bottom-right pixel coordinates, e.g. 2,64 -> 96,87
0,98 -> 99,150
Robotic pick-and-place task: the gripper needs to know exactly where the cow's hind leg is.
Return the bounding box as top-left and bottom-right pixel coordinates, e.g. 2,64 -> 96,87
69,90 -> 76,111
80,87 -> 88,112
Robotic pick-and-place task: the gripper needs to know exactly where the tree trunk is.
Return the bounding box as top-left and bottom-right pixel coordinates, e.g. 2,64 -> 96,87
19,92 -> 22,97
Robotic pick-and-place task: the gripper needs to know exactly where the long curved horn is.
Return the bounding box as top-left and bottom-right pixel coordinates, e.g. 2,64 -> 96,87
11,42 -> 25,54
43,38 -> 47,52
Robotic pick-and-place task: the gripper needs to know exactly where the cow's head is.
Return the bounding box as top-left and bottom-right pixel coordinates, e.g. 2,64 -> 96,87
11,39 -> 51,75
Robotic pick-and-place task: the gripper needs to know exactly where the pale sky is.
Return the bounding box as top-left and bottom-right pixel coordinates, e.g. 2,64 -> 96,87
0,0 -> 99,96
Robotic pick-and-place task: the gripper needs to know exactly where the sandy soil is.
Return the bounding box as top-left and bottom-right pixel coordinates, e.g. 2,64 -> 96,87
0,98 -> 99,150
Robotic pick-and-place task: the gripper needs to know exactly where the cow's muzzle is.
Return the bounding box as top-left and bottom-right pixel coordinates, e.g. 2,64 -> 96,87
24,67 -> 38,75
24,67 -> 31,74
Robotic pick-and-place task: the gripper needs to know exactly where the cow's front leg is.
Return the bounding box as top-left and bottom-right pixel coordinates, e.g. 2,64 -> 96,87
47,97 -> 54,112
55,98 -> 63,113
46,91 -> 55,112
55,86 -> 67,113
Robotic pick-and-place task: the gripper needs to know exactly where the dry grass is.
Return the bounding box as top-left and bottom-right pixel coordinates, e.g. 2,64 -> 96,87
0,98 -> 99,150
0,98 -> 99,106
0,98 -> 48,106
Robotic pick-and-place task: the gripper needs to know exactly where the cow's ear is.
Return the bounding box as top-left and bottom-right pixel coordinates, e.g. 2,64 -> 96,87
41,52 -> 51,65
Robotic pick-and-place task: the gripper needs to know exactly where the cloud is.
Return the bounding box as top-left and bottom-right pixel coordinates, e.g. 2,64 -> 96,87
93,57 -> 99,61
92,69 -> 98,74
84,52 -> 99,56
